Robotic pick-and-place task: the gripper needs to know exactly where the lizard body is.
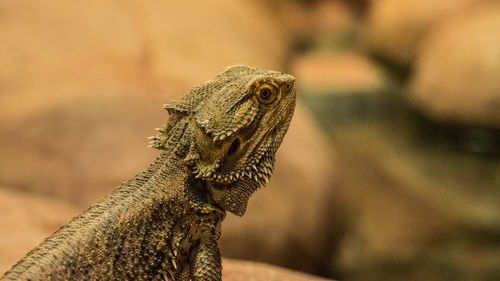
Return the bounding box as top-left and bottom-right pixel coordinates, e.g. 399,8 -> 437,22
1,65 -> 296,281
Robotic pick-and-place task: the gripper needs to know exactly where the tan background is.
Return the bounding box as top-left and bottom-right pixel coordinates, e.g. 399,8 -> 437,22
1,1 -> 500,280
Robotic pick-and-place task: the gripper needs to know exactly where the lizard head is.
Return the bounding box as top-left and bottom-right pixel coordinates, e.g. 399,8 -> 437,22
154,65 -> 296,216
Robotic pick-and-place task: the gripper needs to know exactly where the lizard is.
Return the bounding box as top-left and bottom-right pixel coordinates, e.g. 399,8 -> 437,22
1,65 -> 296,281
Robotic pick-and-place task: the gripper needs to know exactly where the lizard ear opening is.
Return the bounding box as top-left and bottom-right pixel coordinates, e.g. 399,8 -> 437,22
227,138 -> 240,156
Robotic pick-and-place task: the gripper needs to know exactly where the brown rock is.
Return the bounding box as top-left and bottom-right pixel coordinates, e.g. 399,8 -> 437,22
292,50 -> 388,93
222,259 -> 334,281
0,188 -> 80,274
408,2 -> 500,127
361,0 -> 487,65
0,0 -> 289,122
283,0 -> 355,39
119,0 -> 288,87
0,94 -> 164,204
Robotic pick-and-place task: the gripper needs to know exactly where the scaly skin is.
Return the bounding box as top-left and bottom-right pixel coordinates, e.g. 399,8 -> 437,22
1,65 -> 296,281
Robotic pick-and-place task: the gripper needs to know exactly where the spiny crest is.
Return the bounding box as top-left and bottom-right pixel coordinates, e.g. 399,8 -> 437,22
148,116 -> 190,155
163,82 -> 210,114
148,127 -> 166,149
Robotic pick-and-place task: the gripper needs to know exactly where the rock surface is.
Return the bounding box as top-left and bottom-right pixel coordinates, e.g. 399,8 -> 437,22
292,50 -> 387,93
408,2 -> 500,127
0,187 -> 80,274
0,95 -> 164,204
223,259 -> 333,281
361,0 -> 488,65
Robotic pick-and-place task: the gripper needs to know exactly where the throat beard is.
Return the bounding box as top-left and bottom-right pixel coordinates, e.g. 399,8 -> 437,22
207,178 -> 260,216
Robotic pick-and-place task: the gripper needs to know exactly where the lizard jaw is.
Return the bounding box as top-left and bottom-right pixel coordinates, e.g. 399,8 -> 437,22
193,95 -> 294,187
193,136 -> 275,186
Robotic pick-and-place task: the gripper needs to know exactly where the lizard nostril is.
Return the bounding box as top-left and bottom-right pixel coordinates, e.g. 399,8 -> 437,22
227,138 -> 240,156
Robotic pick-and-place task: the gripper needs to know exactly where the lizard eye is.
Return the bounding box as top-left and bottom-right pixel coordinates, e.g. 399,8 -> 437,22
255,84 -> 278,104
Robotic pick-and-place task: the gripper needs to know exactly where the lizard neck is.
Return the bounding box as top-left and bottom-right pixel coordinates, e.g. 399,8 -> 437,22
134,118 -> 224,215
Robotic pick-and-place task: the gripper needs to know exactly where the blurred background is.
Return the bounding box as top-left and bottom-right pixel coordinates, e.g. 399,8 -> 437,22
1,0 -> 500,280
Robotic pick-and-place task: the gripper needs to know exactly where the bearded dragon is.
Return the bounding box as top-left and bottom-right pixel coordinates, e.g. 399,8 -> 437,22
1,65 -> 296,281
